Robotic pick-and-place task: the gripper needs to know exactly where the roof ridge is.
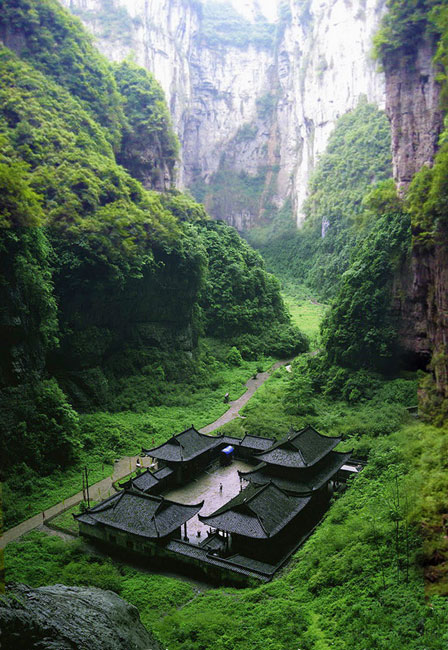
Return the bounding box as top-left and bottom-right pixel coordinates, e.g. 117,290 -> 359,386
297,447 -> 307,467
248,482 -> 290,538
252,507 -> 269,537
298,424 -> 342,443
110,491 -> 125,513
244,482 -> 269,504
86,491 -> 121,513
175,425 -> 198,439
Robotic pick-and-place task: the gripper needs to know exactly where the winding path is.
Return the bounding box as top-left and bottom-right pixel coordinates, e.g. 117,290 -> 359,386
199,359 -> 290,433
0,359 -> 290,549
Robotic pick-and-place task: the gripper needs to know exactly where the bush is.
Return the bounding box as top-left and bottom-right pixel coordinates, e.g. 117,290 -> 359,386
226,346 -> 243,366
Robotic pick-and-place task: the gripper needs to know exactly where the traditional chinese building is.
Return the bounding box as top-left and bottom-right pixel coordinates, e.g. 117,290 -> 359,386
239,425 -> 352,496
75,489 -> 203,553
141,426 -> 222,483
75,425 -> 354,584
118,467 -> 173,494
199,482 -> 312,561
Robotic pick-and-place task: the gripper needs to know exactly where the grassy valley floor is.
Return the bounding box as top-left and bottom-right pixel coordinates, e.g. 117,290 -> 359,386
4,292 -> 448,648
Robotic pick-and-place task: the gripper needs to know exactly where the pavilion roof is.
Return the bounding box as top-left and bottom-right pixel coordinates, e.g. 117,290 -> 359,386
142,426 -> 220,463
119,469 -> 159,493
239,434 -> 273,451
75,490 -> 203,539
240,450 -> 352,494
254,425 -> 341,468
199,483 -> 310,539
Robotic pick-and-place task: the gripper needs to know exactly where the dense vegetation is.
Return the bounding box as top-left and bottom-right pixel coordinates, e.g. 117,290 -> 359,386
248,100 -> 406,382
113,58 -> 179,187
373,0 -> 442,69
320,181 -> 410,373
249,100 -> 393,301
7,366 -> 448,648
0,0 -> 303,523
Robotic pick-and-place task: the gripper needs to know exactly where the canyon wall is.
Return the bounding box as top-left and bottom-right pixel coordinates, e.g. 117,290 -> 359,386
385,39 -> 447,411
61,0 -> 386,228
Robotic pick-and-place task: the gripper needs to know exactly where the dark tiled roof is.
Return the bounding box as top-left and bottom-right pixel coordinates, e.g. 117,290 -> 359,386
239,434 -> 273,451
221,435 -> 243,446
75,490 -> 202,539
119,469 -> 159,493
153,467 -> 173,480
255,425 -> 341,468
240,451 -> 352,494
165,539 -> 273,581
199,483 -> 310,539
142,427 -> 220,463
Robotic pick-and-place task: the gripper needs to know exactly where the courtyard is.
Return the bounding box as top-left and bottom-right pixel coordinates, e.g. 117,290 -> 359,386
163,459 -> 254,544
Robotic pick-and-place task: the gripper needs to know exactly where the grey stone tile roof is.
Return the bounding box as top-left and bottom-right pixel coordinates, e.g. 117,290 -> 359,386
240,450 -> 352,494
153,467 -> 173,480
255,425 -> 341,468
239,434 -> 273,450
221,435 -> 243,446
119,469 -> 159,493
75,490 -> 202,539
142,427 -> 220,463
199,483 -> 310,539
165,540 -> 273,581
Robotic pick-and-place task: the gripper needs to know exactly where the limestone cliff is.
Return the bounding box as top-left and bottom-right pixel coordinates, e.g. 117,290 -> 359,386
385,38 -> 448,412
385,42 -> 443,193
61,0 -> 386,229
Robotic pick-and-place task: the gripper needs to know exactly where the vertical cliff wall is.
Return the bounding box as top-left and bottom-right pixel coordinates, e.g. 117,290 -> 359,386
384,34 -> 448,415
385,42 -> 443,193
61,0 -> 386,228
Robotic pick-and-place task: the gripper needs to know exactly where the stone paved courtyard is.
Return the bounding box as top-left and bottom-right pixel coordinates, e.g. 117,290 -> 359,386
163,460 -> 254,544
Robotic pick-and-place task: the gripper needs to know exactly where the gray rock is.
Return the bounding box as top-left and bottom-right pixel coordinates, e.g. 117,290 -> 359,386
0,584 -> 163,650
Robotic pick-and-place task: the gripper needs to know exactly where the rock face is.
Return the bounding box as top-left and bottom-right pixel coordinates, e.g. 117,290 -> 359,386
61,0 -> 386,228
0,583 -> 162,650
385,41 -> 447,405
385,41 -> 444,192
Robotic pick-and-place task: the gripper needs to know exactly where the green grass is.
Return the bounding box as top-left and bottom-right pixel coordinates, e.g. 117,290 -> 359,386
282,292 -> 327,344
4,531 -> 200,632
49,501 -> 98,535
218,365 -> 417,456
5,340 -> 448,648
6,419 -> 448,649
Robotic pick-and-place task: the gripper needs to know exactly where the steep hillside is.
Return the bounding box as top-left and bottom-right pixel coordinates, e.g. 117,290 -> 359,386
0,0 -> 303,487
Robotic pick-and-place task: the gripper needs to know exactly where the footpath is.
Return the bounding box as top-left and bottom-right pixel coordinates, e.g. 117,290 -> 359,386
0,359 -> 290,549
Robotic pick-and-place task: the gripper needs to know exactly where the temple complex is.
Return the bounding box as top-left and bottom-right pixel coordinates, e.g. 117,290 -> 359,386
75,425 -> 356,584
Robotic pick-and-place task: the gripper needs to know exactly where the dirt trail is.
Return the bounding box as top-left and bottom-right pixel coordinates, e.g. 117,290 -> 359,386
1,359 -> 290,549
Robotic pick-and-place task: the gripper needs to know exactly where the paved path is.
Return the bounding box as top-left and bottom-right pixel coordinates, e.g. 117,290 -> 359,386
1,359 -> 290,549
200,359 -> 290,434
0,456 -> 152,549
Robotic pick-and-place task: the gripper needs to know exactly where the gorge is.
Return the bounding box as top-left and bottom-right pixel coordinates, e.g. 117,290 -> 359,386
62,0 -> 386,228
2,1 -> 448,648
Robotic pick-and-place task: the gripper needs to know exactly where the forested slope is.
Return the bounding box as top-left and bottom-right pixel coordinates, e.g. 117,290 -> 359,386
0,0 -> 305,507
